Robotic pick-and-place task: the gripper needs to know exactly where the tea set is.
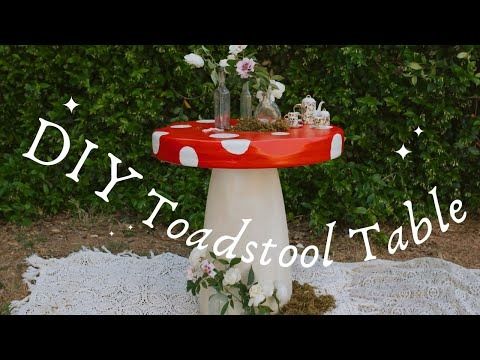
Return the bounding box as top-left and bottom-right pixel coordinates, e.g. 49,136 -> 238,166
284,95 -> 331,128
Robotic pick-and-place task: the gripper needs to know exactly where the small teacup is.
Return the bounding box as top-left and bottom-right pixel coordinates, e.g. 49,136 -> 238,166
313,115 -> 330,128
284,112 -> 302,128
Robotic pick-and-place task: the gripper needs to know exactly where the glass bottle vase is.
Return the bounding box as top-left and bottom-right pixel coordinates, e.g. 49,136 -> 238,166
240,81 -> 252,120
214,67 -> 231,130
254,89 -> 281,124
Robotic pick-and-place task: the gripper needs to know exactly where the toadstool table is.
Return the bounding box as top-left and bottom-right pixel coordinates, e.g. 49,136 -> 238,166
152,120 -> 344,314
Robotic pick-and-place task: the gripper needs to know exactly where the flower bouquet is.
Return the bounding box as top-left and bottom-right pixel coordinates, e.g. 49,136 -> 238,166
187,247 -> 289,315
183,45 -> 287,131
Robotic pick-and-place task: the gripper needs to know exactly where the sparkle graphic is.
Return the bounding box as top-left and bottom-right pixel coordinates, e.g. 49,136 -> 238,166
414,126 -> 424,136
109,231 -> 114,237
64,97 -> 79,113
395,144 -> 411,160
128,225 -> 133,230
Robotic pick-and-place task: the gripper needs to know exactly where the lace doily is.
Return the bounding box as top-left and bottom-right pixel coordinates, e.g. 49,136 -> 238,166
10,248 -> 480,315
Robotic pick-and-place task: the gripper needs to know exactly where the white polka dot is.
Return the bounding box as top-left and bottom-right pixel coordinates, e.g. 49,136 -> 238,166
271,132 -> 290,136
179,146 -> 199,167
152,131 -> 169,154
221,139 -> 251,155
209,133 -> 239,139
330,134 -> 343,159
196,119 -> 215,123
171,124 -> 192,129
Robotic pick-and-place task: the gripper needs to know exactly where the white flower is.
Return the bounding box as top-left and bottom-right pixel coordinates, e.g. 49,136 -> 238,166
256,90 -> 264,101
219,59 -> 229,67
270,80 -> 285,100
261,281 -> 274,297
201,259 -> 216,278
248,284 -> 266,307
271,90 -> 282,100
189,246 -> 208,267
222,267 -> 242,286
227,54 -> 236,60
184,53 -> 204,68
229,45 -> 247,55
274,281 -> 289,304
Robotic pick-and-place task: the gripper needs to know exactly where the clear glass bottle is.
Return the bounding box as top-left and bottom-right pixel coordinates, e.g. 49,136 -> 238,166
214,67 -> 230,130
254,88 -> 281,124
240,81 -> 252,121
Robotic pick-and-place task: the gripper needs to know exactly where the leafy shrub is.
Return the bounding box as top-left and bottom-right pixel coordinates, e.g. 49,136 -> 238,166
0,45 -> 478,234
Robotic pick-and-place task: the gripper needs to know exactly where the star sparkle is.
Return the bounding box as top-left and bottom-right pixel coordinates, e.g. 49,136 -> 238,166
64,97 -> 79,113
395,144 -> 411,160
414,126 -> 424,136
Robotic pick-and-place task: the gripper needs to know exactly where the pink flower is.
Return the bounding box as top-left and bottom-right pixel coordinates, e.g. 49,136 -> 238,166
236,58 -> 256,79
200,259 -> 216,278
187,266 -> 194,281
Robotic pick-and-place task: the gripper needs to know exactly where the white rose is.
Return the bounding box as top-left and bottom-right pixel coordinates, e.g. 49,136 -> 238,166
184,53 -> 204,68
270,80 -> 285,93
188,246 -> 208,266
261,281 -> 274,297
271,89 -> 282,100
248,284 -> 266,307
219,59 -> 229,67
256,90 -> 264,101
222,267 -> 242,286
227,54 -> 236,60
228,45 -> 247,55
274,281 -> 290,304
270,80 -> 285,99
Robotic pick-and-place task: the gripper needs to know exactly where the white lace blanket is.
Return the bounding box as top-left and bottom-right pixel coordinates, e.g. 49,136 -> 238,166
10,248 -> 480,315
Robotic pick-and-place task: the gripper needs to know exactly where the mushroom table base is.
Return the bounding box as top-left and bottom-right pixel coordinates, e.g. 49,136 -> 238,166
199,168 -> 292,315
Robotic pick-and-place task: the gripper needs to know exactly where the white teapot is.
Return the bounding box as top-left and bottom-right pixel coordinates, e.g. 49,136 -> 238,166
295,95 -> 329,125
314,101 -> 330,125
294,95 -> 316,125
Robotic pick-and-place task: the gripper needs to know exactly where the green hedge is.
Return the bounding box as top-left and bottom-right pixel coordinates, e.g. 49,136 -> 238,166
0,45 -> 479,235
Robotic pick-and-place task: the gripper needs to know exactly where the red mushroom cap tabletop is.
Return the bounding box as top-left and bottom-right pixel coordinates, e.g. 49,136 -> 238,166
152,120 -> 344,169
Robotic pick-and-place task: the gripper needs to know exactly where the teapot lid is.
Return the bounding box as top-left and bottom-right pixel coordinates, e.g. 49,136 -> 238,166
302,95 -> 316,104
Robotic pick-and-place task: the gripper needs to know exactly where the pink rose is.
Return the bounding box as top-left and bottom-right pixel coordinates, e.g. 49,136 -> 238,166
236,58 -> 256,79
200,259 -> 216,278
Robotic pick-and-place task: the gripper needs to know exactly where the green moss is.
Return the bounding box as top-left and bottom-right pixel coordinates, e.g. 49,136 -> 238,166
231,117 -> 290,132
280,280 -> 335,315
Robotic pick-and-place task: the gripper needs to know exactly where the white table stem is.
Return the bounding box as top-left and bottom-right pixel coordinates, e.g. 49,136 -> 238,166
199,168 -> 292,315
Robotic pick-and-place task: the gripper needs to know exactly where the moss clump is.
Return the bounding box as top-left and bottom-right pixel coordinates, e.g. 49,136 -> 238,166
280,280 -> 335,315
231,117 -> 289,132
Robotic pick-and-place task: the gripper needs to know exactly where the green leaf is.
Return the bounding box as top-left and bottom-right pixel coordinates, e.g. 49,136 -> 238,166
220,301 -> 229,315
230,257 -> 241,266
408,62 -> 422,70
209,251 -> 217,259
247,266 -> 255,286
411,75 -> 417,86
257,305 -> 273,315
218,259 -> 230,265
353,207 -> 367,214
356,96 -> 380,107
457,52 -> 468,59
273,290 -> 280,309
210,70 -> 218,86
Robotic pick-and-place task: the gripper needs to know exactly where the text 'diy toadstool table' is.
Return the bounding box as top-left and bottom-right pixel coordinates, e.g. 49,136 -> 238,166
152,120 -> 344,314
